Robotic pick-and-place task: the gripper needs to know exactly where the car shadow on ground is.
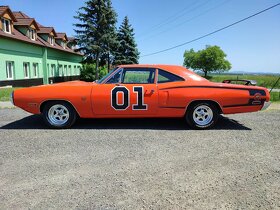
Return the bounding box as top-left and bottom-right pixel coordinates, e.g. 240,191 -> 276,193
1,115 -> 251,130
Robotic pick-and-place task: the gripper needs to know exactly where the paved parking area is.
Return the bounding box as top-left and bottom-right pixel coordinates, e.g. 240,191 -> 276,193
0,108 -> 280,209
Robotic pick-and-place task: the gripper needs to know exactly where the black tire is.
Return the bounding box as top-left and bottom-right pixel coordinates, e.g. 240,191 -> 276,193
186,102 -> 218,129
42,101 -> 77,129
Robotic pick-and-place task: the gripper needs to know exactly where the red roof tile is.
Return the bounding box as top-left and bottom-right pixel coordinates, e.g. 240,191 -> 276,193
0,6 -> 8,16
37,27 -> 57,36
13,11 -> 30,19
0,6 -> 17,21
14,18 -> 39,30
56,32 -> 68,40
0,28 -> 44,46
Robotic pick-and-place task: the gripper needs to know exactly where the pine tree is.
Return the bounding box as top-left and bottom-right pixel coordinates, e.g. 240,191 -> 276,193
114,16 -> 139,65
74,0 -> 118,79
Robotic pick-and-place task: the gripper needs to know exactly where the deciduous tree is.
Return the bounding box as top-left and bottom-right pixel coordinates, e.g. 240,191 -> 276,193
184,45 -> 231,77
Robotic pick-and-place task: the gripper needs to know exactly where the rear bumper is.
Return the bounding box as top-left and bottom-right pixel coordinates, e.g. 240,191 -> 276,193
261,101 -> 271,110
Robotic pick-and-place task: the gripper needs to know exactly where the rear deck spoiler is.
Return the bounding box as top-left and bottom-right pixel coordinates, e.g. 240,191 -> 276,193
222,79 -> 257,86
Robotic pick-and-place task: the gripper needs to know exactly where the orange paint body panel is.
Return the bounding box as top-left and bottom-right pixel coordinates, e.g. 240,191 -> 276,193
13,65 -> 270,119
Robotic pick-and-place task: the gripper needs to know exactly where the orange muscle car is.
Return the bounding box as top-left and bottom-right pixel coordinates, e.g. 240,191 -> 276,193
11,65 -> 271,129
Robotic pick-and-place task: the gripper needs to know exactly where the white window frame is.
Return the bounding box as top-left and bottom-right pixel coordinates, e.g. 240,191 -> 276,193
23,62 -> 30,78
74,66 -> 77,75
61,41 -> 66,49
77,66 -> 81,75
59,65 -> 63,76
64,65 -> 67,76
29,28 -> 36,40
33,63 -> 38,78
6,61 -> 14,79
2,18 -> 11,34
50,64 -> 55,77
68,65 -> 71,75
49,36 -> 54,46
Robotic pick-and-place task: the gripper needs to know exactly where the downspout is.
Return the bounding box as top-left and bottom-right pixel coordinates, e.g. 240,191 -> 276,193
42,47 -> 49,84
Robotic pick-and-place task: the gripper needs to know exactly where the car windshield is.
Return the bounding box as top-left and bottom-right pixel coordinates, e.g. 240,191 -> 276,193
97,67 -> 119,84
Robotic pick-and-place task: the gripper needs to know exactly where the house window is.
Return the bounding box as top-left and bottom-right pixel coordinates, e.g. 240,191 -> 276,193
23,62 -> 30,78
50,64 -> 55,77
33,63 -> 38,77
77,66 -> 81,75
1,18 -> 11,34
6,61 -> 14,79
29,28 -> 36,40
49,36 -> 54,46
64,65 -> 67,76
61,41 -> 66,49
59,65 -> 62,76
74,66 -> 77,75
68,65 -> 71,75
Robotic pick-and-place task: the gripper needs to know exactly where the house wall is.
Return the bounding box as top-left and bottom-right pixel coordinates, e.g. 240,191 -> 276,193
0,37 -> 82,87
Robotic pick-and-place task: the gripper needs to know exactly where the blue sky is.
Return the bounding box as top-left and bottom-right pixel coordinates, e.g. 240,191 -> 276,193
2,0 -> 280,73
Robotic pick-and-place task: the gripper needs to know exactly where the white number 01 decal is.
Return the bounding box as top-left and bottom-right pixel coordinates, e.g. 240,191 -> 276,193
111,86 -> 148,110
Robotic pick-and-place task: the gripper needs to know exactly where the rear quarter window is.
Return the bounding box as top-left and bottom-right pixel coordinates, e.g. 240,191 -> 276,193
158,69 -> 185,83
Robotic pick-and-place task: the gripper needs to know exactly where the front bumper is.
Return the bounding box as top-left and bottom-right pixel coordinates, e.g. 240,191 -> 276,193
10,91 -> 14,105
261,101 -> 271,110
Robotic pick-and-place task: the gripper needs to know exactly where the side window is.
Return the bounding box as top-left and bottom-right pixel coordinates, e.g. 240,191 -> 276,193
157,69 -> 185,83
122,68 -> 155,84
106,70 -> 122,84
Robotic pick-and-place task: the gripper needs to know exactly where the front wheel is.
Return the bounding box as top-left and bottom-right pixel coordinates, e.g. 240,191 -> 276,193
42,101 -> 77,129
186,102 -> 218,129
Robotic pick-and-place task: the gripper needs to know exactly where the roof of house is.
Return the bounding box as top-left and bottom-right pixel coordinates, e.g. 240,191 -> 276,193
0,6 -> 17,21
55,32 -> 68,40
13,11 -> 30,19
0,6 -> 81,56
14,18 -> 40,30
37,26 -> 57,36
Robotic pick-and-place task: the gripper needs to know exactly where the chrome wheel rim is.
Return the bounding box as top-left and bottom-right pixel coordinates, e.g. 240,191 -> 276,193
48,104 -> 69,126
193,105 -> 213,126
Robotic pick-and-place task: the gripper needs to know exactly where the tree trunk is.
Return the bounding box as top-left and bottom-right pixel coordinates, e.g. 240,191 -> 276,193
204,70 -> 207,78
107,52 -> 110,72
95,52 -> 99,80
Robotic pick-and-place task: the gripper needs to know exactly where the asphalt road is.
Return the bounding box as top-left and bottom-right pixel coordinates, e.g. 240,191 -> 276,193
0,108 -> 280,209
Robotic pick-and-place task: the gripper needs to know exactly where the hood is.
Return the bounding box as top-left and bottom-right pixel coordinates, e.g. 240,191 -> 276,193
40,80 -> 95,87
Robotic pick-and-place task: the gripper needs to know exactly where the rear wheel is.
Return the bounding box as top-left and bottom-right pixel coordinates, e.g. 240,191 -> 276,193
186,102 -> 218,129
42,101 -> 77,129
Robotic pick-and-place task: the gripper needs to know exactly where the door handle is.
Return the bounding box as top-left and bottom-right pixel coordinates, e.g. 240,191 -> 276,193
145,89 -> 155,94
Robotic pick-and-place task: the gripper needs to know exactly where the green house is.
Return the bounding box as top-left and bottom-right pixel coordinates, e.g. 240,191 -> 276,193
0,6 -> 83,87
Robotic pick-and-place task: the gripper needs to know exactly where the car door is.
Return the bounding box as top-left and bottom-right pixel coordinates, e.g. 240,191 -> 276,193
92,67 -> 158,116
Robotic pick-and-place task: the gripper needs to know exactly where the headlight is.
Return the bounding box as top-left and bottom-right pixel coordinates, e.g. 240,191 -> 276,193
10,91 -> 14,105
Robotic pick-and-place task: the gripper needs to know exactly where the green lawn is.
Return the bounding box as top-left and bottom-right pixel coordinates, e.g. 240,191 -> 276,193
0,88 -> 19,102
270,91 -> 280,102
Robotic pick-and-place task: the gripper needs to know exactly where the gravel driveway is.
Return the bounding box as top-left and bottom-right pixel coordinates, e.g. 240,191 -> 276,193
0,108 -> 280,209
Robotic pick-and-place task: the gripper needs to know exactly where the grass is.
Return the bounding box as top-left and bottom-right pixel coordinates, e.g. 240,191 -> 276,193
270,91 -> 280,102
0,88 -> 18,102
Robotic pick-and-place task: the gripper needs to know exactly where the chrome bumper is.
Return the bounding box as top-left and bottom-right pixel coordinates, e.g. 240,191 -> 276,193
261,101 -> 271,110
10,91 -> 14,105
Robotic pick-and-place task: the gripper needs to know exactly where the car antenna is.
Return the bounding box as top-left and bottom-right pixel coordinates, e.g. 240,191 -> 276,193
270,76 -> 280,93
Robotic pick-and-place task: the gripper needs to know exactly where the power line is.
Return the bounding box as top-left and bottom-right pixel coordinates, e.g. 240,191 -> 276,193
139,0 -> 230,42
141,3 -> 280,57
138,0 -> 211,39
